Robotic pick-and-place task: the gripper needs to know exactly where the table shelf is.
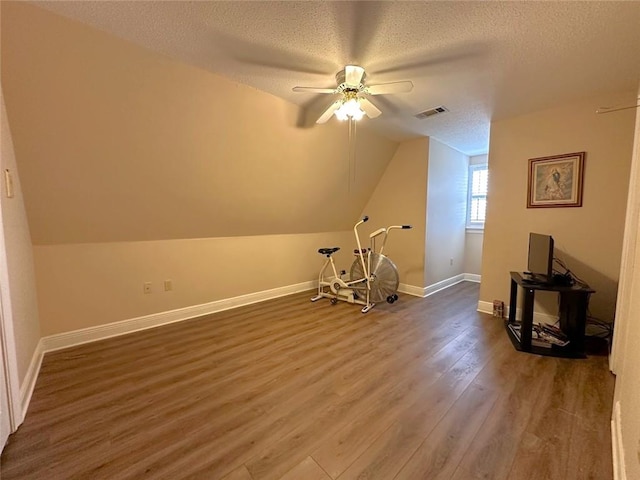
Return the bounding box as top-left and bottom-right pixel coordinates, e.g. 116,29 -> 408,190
505,272 -> 594,359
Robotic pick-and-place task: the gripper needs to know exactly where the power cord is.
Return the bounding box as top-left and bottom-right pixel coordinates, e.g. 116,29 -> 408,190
553,257 -> 589,288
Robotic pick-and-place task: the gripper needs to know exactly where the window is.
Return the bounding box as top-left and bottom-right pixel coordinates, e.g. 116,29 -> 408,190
467,164 -> 488,228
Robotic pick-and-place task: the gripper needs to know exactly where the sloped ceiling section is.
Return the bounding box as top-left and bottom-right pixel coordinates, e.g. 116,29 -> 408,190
1,3 -> 399,245
26,0 -> 640,156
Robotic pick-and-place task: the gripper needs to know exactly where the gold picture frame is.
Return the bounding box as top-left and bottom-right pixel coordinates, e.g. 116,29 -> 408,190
527,152 -> 585,208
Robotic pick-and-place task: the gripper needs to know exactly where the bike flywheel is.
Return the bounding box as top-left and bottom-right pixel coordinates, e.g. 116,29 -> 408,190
350,252 -> 400,303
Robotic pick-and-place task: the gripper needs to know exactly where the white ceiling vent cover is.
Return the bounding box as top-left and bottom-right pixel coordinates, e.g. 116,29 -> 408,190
415,106 -> 449,119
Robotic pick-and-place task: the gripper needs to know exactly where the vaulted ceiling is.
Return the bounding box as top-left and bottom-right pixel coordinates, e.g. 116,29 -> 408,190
32,1 -> 640,156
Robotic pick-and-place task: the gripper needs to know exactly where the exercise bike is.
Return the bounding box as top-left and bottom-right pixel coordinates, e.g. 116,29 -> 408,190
311,216 -> 412,313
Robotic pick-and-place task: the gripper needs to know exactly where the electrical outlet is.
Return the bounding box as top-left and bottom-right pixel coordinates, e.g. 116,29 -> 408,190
143,282 -> 152,294
164,279 -> 172,291
450,258 -> 454,266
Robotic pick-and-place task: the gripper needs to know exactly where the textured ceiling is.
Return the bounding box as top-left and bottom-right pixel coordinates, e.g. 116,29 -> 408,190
32,1 -> 640,155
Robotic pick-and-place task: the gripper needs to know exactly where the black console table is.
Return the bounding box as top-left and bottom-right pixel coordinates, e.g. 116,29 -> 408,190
506,272 -> 594,358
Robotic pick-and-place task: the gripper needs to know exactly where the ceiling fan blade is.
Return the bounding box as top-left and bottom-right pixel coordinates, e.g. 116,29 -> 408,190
316,100 -> 342,124
293,86 -> 337,94
359,98 -> 382,119
367,81 -> 414,95
345,65 -> 365,86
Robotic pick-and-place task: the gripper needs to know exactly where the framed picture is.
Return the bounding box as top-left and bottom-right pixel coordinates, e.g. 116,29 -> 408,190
527,152 -> 585,208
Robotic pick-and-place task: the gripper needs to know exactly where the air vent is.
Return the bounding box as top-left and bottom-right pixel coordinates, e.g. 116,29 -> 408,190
415,105 -> 449,119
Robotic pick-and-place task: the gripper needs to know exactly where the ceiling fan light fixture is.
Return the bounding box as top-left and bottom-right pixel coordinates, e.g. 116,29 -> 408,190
335,98 -> 365,121
295,65 -> 412,124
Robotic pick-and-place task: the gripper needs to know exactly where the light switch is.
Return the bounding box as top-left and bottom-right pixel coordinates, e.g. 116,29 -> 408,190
4,169 -> 13,198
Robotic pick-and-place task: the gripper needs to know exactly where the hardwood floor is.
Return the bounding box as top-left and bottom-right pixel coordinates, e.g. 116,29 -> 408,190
0,282 -> 614,479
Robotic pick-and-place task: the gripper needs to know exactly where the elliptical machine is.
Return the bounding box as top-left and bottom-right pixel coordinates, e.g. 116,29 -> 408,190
311,216 -> 412,313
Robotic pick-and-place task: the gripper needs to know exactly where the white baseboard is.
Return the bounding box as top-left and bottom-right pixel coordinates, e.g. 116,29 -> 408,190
612,401 -> 627,480
424,274 -> 465,297
464,273 -> 481,283
23,275 -> 477,422
398,283 -> 427,297
400,273 -> 480,298
19,339 -> 44,422
20,281 -> 314,423
41,280 -> 315,353
477,300 -> 494,315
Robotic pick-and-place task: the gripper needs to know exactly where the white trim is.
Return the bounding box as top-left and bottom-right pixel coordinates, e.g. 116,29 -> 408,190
22,275 -> 480,422
477,300 -> 494,315
610,92 -> 640,374
16,281 -> 315,426
41,281 -> 315,353
400,273 -> 479,298
19,339 -> 44,422
612,401 -> 627,480
425,274 -> 465,297
0,227 -> 22,432
398,283 -> 427,297
464,273 -> 481,283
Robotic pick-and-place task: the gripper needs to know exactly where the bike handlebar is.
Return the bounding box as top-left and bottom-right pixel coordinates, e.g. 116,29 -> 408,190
354,216 -> 369,230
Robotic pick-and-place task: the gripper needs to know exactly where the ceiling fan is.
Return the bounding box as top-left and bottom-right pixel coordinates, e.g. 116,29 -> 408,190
293,65 -> 413,124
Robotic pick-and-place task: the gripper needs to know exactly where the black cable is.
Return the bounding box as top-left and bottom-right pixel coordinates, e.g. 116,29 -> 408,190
553,257 -> 590,288
585,312 -> 613,339
552,255 -> 614,343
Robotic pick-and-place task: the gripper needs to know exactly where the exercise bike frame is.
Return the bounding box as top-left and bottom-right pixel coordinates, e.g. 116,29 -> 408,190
311,216 -> 411,313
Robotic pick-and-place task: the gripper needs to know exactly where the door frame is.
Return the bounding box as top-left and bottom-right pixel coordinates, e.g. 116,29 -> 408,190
0,213 -> 23,453
1,302 -> 12,449
0,171 -> 22,444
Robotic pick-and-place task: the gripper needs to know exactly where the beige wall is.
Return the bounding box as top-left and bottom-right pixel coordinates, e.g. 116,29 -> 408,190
0,3 -> 403,337
33,231 -> 354,336
360,138 -> 429,289
611,87 -> 640,480
1,2 -> 398,245
480,91 -> 636,320
360,137 -> 483,289
425,139 -> 468,286
464,231 -> 484,275
0,90 -> 41,386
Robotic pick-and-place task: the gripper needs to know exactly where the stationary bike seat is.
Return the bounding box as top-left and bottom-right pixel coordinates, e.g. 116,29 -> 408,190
318,247 -> 340,256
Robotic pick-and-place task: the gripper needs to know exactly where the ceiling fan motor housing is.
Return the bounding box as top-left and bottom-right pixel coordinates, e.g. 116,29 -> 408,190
336,70 -> 366,89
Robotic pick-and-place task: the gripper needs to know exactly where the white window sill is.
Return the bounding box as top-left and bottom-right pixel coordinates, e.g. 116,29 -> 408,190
466,226 -> 485,233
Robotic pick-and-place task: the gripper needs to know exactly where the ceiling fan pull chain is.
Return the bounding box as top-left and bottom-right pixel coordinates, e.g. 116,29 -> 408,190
352,119 -> 357,183
348,118 -> 353,194
347,118 -> 358,193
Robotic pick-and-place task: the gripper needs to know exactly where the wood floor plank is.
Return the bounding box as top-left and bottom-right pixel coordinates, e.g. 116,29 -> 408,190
564,356 -> 615,480
0,282 -> 614,480
310,321 -> 487,478
505,358 -> 585,480
280,457 -> 331,480
219,464 -> 254,480
392,383 -> 498,480
449,353 -> 560,480
333,327 -> 511,480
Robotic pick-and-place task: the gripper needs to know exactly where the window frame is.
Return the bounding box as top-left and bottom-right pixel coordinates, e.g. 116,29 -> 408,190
467,163 -> 488,230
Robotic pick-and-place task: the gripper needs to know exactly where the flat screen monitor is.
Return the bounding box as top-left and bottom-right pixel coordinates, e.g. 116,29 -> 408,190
527,233 -> 554,283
